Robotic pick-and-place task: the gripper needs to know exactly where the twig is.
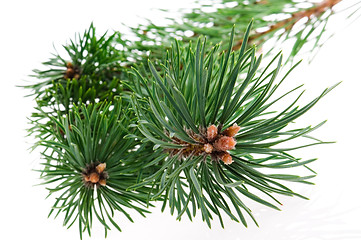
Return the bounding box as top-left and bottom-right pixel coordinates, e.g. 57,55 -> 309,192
233,0 -> 342,50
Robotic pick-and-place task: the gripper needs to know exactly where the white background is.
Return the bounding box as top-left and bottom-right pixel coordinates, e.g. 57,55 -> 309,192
0,0 -> 360,239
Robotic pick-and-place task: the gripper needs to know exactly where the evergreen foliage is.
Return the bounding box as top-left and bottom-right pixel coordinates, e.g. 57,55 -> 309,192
130,22 -> 337,227
36,99 -> 160,238
26,24 -> 126,110
22,0 -> 357,238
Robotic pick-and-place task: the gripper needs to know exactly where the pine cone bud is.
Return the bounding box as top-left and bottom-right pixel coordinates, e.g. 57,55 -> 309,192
214,136 -> 236,151
99,179 -> 107,186
223,123 -> 241,137
83,175 -> 90,182
220,153 -> 233,165
96,163 -> 106,174
203,143 -> 213,153
207,124 -> 218,141
66,62 -> 73,68
89,172 -> 100,183
66,68 -> 74,75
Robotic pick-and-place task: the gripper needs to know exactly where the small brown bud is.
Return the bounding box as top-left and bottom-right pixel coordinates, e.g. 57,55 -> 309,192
223,123 -> 241,137
207,125 -> 218,141
99,179 -> 107,186
96,163 -> 106,174
83,175 -> 90,182
203,143 -> 213,153
66,62 -> 73,68
89,172 -> 100,183
220,153 -> 233,165
66,68 -> 74,75
214,136 -> 236,151
74,74 -> 80,79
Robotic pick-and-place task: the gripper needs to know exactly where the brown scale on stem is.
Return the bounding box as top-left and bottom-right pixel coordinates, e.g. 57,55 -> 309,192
82,162 -> 108,188
167,123 -> 241,165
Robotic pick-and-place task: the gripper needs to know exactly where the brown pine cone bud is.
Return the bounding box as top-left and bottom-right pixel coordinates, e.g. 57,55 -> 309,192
96,163 -> 106,174
220,152 -> 233,165
207,124 -> 218,141
66,68 -> 74,75
203,143 -> 213,153
214,136 -> 236,151
99,179 -> 107,186
66,62 -> 73,68
223,123 -> 241,137
83,175 -> 90,182
89,172 -> 100,183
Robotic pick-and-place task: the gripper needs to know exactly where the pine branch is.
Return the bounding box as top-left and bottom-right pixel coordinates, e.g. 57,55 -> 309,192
36,99 -> 159,239
130,22 -> 338,227
24,23 -> 127,110
21,0 -> 359,237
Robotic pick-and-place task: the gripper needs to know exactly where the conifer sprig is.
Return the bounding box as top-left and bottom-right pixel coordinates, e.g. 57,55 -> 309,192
25,24 -> 132,144
130,22 -> 338,227
25,24 -> 126,112
37,98 -> 157,239
23,0 -> 357,237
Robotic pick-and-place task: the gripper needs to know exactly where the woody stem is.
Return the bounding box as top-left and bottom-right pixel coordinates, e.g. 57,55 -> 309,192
233,0 -> 343,50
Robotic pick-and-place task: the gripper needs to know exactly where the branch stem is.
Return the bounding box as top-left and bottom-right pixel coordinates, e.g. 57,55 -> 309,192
233,0 -> 343,50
